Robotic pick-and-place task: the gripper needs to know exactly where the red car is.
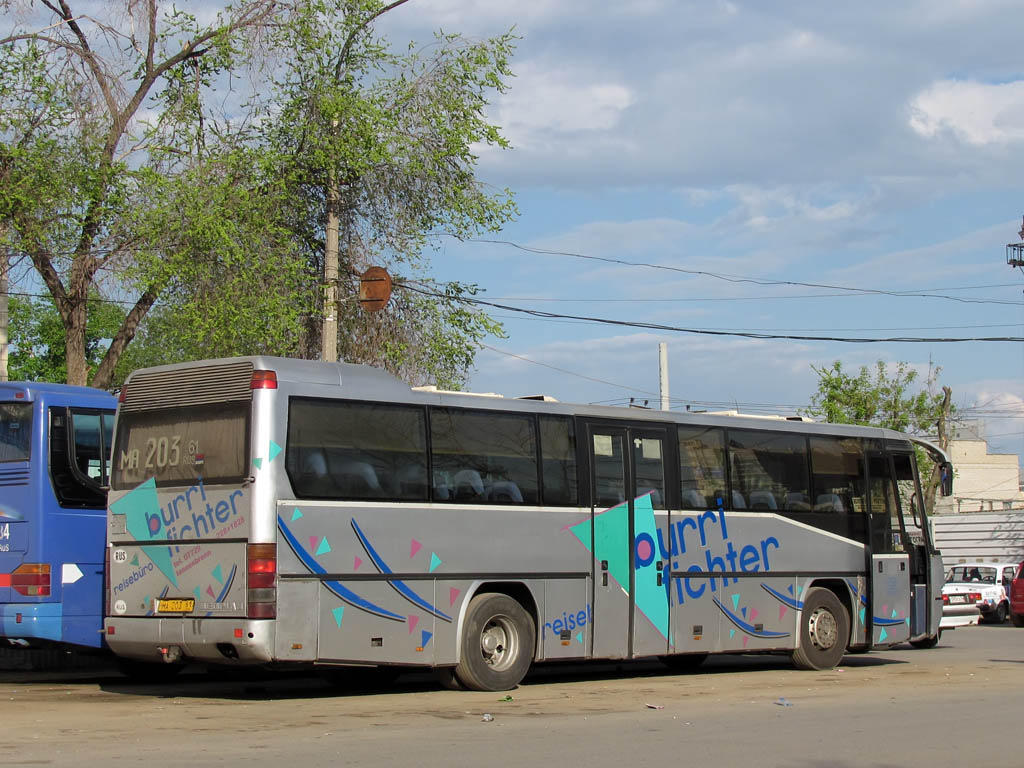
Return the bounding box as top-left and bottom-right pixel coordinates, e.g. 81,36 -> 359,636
1011,562 -> 1024,628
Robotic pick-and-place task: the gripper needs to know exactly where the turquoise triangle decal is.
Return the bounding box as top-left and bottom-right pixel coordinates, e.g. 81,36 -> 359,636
429,553 -> 442,572
110,477 -> 177,587
193,586 -> 201,600
576,632 -> 583,644
332,606 -> 344,628
316,537 -> 332,555
729,628 -> 736,638
212,564 -> 224,584
859,607 -> 866,625
291,508 -> 303,521
130,554 -> 139,567
268,441 -> 282,463
879,627 -> 888,642
891,608 -> 898,619
731,593 -> 740,610
252,457 -> 263,470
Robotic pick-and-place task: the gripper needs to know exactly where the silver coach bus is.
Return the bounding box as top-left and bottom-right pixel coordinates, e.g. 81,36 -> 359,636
103,357 -> 951,690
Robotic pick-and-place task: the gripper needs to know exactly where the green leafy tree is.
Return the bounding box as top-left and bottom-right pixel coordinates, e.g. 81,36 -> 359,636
0,1 -> 282,387
262,0 -> 517,386
8,292 -> 123,383
2,1 -> 515,390
804,360 -> 948,433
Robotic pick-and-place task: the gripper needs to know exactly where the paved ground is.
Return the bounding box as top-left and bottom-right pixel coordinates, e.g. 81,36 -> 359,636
1,623 -> 1021,767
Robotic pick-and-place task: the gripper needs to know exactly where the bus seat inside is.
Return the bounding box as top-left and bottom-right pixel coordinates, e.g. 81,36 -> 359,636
488,481 -> 523,503
749,490 -> 778,510
453,469 -> 486,501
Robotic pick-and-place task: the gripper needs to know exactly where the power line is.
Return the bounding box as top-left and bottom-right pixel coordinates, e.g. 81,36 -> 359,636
436,234 -> 1024,307
402,283 -> 1024,344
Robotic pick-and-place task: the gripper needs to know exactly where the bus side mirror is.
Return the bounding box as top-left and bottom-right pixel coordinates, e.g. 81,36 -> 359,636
940,462 -> 953,496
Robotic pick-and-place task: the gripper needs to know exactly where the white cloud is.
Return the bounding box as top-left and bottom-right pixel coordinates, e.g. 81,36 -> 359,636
909,79 -> 1024,145
493,62 -> 635,151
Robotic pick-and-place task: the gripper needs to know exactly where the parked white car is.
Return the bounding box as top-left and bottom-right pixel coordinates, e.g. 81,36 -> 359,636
943,562 -> 1018,624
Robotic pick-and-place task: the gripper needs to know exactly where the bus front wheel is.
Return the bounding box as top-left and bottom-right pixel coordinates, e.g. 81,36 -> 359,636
454,593 -> 535,691
791,587 -> 849,671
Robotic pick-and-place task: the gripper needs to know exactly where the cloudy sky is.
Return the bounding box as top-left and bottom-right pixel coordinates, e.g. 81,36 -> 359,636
377,0 -> 1024,464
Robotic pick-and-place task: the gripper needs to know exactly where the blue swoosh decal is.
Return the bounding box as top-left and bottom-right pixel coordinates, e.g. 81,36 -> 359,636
761,583 -> 804,610
713,597 -> 790,638
277,515 -> 404,622
350,519 -> 452,623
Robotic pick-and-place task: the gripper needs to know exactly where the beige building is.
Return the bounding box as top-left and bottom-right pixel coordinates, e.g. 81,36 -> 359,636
933,436 -> 1024,515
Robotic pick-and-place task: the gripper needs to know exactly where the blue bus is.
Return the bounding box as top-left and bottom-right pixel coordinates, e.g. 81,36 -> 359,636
1,382 -> 117,650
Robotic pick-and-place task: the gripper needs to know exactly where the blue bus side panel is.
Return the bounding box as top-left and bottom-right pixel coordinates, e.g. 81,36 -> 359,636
59,563 -> 105,648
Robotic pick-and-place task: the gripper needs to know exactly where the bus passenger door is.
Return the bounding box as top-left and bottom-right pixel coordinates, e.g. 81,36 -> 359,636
866,453 -> 911,646
585,423 -> 671,660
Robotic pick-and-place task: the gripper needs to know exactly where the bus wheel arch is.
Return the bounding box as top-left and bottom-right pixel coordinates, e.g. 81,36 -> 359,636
452,584 -> 537,691
791,585 -> 851,671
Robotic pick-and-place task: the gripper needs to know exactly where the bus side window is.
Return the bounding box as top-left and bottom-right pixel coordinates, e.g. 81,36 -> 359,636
677,425 -> 725,510
728,429 -> 809,513
429,407 -> 539,505
539,415 -> 577,506
48,407 -> 107,508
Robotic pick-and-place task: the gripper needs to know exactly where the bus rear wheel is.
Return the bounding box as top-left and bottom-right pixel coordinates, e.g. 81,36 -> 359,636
454,593 -> 535,691
791,587 -> 849,671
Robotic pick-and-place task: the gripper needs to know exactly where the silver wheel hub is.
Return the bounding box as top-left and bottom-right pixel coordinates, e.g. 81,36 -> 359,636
807,607 -> 838,650
480,616 -> 516,670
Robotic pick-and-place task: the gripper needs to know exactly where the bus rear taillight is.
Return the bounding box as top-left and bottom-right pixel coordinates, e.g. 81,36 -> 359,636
250,370 -> 278,390
11,564 -> 51,597
247,543 -> 276,619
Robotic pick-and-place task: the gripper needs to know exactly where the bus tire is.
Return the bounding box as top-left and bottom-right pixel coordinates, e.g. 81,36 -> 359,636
454,593 -> 535,691
791,587 -> 849,671
658,653 -> 707,672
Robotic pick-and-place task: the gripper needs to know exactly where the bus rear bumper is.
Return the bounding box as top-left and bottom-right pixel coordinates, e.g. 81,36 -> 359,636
103,617 -> 275,664
1,603 -> 63,644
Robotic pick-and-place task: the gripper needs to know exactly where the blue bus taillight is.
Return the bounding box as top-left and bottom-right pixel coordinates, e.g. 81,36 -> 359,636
11,564 -> 51,597
247,543 -> 276,619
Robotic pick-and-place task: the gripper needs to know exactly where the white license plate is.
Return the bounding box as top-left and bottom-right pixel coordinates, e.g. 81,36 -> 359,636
948,595 -> 967,604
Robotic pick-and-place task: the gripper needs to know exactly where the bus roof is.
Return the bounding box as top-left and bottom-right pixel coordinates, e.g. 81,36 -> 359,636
122,355 -> 929,445
0,381 -> 116,405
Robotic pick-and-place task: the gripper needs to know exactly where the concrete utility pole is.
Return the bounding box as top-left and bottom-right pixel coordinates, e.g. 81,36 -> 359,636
321,119 -> 340,363
659,342 -> 670,411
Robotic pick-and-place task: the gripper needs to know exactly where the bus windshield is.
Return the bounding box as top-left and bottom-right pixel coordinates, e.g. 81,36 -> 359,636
0,403 -> 32,462
112,402 -> 249,489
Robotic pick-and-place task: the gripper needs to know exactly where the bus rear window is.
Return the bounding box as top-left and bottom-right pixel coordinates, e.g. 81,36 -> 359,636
111,402 -> 249,489
0,403 -> 32,462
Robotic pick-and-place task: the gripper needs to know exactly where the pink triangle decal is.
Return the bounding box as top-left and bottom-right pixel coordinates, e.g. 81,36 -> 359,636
410,539 -> 422,558
206,585 -> 216,598
449,587 -> 461,607
408,615 -> 419,634
353,555 -> 363,570
742,636 -> 749,648
779,605 -> 788,620
309,536 -> 321,552
750,607 -> 759,621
